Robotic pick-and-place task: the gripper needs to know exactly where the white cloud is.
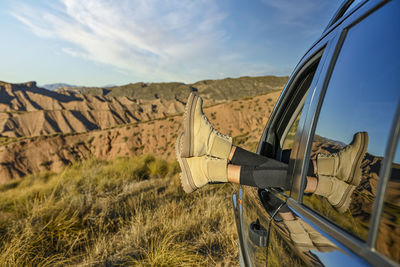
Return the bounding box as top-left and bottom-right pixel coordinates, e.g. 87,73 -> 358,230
11,0 -> 271,82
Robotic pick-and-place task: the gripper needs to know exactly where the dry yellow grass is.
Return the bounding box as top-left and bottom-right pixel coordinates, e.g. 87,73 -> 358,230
0,155 -> 238,266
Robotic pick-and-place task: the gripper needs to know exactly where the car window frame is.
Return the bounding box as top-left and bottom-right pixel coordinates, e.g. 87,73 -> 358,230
256,48 -> 329,203
257,47 -> 329,161
324,0 -> 367,32
286,0 -> 400,266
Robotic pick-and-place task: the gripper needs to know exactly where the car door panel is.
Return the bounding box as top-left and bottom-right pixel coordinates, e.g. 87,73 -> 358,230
241,186 -> 273,267
268,199 -> 371,266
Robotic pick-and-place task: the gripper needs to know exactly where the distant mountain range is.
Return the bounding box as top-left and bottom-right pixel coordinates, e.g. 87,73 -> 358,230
52,76 -> 289,103
41,83 -> 118,91
40,83 -> 76,91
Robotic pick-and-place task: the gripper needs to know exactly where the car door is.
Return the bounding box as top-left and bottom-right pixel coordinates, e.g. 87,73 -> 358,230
266,1 -> 400,266
236,1 -> 400,266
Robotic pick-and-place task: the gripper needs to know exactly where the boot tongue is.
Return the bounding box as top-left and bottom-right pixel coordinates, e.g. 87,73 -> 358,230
205,157 -> 228,182
208,132 -> 232,159
317,154 -> 338,177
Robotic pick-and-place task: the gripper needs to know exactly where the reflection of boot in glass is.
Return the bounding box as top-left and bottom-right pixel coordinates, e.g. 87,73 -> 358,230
284,219 -> 315,251
299,220 -> 337,252
176,133 -> 228,193
317,132 -> 369,186
314,175 -> 355,213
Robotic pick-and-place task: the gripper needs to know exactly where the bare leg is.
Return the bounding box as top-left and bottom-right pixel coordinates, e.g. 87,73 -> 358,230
280,211 -> 296,220
312,159 -> 318,175
305,176 -> 318,193
227,164 -> 241,184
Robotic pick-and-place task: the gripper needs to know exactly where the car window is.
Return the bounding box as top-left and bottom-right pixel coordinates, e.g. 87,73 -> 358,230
277,58 -> 321,159
282,109 -> 302,151
377,136 -> 400,263
303,1 -> 400,241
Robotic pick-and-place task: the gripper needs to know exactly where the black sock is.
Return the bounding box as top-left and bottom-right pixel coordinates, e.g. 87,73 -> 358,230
307,160 -> 315,177
303,160 -> 315,194
279,203 -> 291,213
239,164 -> 290,189
231,147 -> 269,166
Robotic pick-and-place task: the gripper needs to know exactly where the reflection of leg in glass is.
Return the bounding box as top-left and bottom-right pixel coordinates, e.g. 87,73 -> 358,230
280,211 -> 337,252
317,132 -> 369,185
307,132 -> 369,213
280,211 -> 314,251
305,174 -> 356,214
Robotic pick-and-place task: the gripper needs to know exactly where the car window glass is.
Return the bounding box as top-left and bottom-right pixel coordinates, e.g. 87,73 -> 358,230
303,1 -> 400,241
282,108 -> 303,151
377,136 -> 400,263
277,58 -> 321,160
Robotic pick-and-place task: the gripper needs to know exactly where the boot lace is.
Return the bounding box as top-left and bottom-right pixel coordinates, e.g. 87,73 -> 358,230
318,143 -> 347,158
201,114 -> 231,140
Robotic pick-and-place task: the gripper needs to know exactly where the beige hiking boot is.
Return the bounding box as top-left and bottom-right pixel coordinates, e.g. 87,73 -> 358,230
181,93 -> 232,159
317,132 -> 368,185
298,220 -> 337,252
314,175 -> 355,213
284,219 -> 314,250
176,133 -> 228,193
284,218 -> 337,252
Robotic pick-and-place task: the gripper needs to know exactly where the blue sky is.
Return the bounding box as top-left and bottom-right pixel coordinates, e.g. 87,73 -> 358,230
0,0 -> 342,86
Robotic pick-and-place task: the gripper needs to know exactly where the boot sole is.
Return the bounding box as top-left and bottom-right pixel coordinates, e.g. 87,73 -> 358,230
334,184 -> 356,213
181,92 -> 199,158
347,132 -> 369,186
176,133 -> 197,193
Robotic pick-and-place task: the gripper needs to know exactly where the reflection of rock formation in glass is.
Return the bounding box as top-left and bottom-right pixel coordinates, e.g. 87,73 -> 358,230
377,161 -> 400,263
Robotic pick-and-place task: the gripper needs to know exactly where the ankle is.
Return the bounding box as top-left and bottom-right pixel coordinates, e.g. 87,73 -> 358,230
228,146 -> 237,162
305,176 -> 318,193
314,175 -> 333,197
227,164 -> 240,184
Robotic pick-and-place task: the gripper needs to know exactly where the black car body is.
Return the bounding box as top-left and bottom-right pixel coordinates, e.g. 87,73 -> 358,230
232,0 -> 400,266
